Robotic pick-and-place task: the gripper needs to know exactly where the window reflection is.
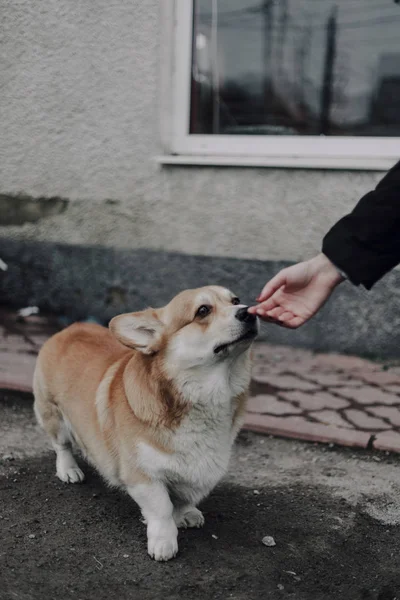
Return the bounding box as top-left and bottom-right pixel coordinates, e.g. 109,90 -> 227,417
190,0 -> 400,136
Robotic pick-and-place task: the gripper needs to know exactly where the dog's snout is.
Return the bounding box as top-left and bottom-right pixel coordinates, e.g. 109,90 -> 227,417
235,307 -> 257,324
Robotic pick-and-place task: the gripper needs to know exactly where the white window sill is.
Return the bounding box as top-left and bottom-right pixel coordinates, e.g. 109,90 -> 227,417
155,155 -> 394,171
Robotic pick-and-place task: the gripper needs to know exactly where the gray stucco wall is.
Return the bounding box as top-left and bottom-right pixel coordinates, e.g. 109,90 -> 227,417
0,1 -> 398,356
0,0 -> 386,262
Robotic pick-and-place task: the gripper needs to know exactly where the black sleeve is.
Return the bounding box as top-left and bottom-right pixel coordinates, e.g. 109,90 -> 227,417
322,160 -> 400,290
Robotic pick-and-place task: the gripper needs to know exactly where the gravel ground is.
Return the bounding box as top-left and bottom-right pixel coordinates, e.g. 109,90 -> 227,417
1,390 -> 400,600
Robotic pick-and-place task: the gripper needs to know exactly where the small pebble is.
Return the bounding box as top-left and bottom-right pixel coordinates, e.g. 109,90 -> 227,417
262,535 -> 276,547
277,584 -> 284,591
28,534 -> 36,539
253,490 -> 260,495
123,554 -> 129,558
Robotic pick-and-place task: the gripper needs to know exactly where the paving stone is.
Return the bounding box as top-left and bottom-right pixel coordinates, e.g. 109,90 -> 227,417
373,430 -> 400,452
0,351 -> 36,393
278,360 -> 319,374
335,386 -> 400,406
366,406 -> 400,427
244,413 -> 371,448
313,353 -> 377,372
251,366 -> 282,380
384,385 -> 400,395
0,334 -> 37,352
252,374 -> 320,391
344,409 -> 389,431
279,390 -> 349,411
300,373 -> 362,388
247,395 -> 301,415
359,371 -> 400,386
309,410 -> 354,429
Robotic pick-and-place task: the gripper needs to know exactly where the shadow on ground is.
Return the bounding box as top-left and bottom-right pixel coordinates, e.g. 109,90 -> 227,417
1,452 -> 400,600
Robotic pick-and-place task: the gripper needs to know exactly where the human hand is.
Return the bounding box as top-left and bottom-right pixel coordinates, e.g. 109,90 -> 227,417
248,253 -> 344,328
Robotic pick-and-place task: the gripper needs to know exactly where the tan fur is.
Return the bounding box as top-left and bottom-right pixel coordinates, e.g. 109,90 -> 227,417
34,322 -> 185,484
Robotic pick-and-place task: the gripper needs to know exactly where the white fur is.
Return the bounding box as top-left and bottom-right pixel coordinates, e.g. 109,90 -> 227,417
127,481 -> 178,561
137,352 -> 252,507
132,352 -> 252,561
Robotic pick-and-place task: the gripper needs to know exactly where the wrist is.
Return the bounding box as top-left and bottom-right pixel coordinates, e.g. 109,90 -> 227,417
309,253 -> 345,288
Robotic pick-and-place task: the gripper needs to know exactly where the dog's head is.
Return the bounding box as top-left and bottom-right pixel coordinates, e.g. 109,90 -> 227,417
109,286 -> 259,369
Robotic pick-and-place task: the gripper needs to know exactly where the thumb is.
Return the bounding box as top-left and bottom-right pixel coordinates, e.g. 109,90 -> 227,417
256,270 -> 287,303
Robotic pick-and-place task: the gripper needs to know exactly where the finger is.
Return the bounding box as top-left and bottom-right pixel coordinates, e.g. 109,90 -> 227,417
248,305 -> 259,314
277,311 -> 295,323
256,271 -> 287,303
264,306 -> 285,319
250,297 -> 279,315
282,315 -> 305,329
254,313 -> 276,323
248,302 -> 274,315
257,297 -> 280,313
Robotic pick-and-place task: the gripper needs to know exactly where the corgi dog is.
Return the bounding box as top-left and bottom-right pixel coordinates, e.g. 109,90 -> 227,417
33,286 -> 259,561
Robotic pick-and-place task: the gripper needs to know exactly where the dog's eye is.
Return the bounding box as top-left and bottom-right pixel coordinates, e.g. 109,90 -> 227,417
232,297 -> 240,305
196,305 -> 211,318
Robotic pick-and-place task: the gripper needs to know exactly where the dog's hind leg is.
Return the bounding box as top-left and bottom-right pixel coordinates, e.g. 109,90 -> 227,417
33,365 -> 85,484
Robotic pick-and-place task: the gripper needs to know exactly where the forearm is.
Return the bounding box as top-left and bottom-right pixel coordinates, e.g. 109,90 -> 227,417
322,161 -> 400,290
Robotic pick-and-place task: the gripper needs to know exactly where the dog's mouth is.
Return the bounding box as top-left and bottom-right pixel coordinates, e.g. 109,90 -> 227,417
214,328 -> 258,355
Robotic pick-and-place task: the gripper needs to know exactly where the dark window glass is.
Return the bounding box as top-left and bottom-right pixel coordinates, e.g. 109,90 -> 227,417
190,0 -> 400,136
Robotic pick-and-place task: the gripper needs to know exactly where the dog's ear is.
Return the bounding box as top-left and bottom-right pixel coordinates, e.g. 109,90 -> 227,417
109,310 -> 164,354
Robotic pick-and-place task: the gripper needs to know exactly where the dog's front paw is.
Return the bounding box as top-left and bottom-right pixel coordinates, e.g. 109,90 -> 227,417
148,537 -> 178,562
147,518 -> 178,561
57,466 -> 85,484
175,507 -> 205,529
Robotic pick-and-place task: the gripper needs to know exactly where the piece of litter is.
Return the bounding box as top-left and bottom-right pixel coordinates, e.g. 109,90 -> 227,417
18,306 -> 39,318
123,554 -> 129,558
0,258 -> 8,272
28,534 -> 36,539
284,570 -> 297,576
2,454 -> 14,461
93,556 -> 103,570
277,584 -> 284,591
253,489 -> 260,495
262,535 -> 276,547
211,534 -> 218,540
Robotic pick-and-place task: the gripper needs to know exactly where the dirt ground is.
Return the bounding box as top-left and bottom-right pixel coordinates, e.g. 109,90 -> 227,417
1,391 -> 400,600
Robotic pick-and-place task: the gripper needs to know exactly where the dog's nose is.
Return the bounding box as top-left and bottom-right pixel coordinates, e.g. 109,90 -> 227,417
235,307 -> 257,324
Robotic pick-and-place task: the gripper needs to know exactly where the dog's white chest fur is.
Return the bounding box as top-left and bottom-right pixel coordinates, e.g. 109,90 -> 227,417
137,370 -> 247,505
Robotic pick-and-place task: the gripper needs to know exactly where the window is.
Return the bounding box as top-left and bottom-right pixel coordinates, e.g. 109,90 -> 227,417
164,0 -> 400,169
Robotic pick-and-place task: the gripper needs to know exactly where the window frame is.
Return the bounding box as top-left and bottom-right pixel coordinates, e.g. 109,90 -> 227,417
161,0 -> 400,171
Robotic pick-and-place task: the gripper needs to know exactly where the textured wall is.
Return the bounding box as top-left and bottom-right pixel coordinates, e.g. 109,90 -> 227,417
1,1 -> 398,357
0,0 -> 387,263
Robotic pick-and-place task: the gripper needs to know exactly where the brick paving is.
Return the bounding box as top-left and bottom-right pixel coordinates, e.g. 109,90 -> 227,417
248,344 -> 400,452
2,309 -> 400,452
